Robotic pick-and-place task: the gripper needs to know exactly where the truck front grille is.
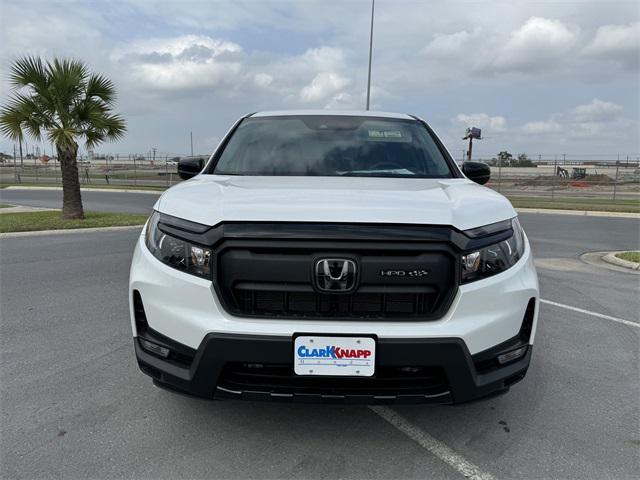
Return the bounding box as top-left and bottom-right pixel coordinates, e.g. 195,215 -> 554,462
233,288 -> 435,318
214,238 -> 458,321
217,362 -> 451,400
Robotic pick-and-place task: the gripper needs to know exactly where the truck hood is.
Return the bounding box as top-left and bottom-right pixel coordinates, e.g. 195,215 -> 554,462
154,175 -> 516,231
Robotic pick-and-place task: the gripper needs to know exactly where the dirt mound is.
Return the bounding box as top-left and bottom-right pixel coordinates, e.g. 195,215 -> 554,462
515,174 -> 614,187
583,174 -> 614,184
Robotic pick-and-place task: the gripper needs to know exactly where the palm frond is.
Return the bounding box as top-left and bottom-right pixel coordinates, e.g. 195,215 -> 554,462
0,91 -> 54,141
84,129 -> 106,149
8,56 -> 47,90
85,74 -> 117,104
1,56 -> 127,151
73,97 -> 109,127
46,58 -> 88,123
46,126 -> 79,149
0,107 -> 26,141
102,113 -> 127,141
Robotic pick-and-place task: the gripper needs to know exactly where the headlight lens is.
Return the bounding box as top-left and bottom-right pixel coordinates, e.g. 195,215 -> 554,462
461,218 -> 525,283
145,212 -> 212,279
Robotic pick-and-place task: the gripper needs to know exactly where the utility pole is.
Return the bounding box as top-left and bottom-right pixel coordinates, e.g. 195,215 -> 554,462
552,155 -> 558,201
13,144 -> 17,182
613,161 -> 619,202
19,138 -> 23,168
13,147 -> 18,181
462,127 -> 481,162
190,131 -> 194,157
365,0 -> 375,110
152,147 -> 157,163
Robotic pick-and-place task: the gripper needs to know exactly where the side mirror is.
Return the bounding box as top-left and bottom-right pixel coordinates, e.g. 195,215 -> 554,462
462,162 -> 490,185
178,157 -> 205,180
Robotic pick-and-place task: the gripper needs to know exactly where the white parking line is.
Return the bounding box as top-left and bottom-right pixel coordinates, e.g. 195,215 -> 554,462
369,406 -> 496,480
540,298 -> 639,328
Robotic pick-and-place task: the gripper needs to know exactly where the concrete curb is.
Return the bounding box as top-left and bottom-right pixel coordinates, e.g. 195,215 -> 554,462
3,186 -> 163,195
580,252 -> 640,275
0,225 -> 143,238
516,207 -> 639,219
602,251 -> 640,271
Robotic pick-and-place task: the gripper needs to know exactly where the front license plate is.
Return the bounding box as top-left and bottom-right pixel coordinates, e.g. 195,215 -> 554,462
294,336 -> 376,377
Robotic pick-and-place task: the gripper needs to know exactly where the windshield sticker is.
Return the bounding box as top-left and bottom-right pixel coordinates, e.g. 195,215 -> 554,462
368,130 -> 403,138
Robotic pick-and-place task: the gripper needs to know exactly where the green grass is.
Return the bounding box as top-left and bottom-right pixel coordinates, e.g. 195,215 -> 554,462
0,203 -> 13,208
0,210 -> 148,233
508,196 -> 640,213
616,251 -> 640,263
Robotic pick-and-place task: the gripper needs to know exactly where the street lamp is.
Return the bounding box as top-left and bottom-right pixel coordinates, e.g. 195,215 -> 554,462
365,0 -> 375,110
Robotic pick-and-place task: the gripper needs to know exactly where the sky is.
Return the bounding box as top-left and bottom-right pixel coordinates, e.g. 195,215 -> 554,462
0,0 -> 638,160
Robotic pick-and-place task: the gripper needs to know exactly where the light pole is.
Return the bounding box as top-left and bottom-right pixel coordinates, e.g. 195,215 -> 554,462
365,0 -> 375,110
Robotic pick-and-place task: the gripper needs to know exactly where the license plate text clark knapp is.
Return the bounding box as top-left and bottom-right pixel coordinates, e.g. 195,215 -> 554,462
297,345 -> 373,359
294,336 -> 376,376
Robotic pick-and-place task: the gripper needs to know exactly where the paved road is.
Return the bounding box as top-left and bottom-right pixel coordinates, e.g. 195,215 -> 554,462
0,189 -> 159,214
1,210 -> 639,478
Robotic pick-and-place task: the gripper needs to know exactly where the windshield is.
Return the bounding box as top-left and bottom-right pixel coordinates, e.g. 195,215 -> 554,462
211,115 -> 455,178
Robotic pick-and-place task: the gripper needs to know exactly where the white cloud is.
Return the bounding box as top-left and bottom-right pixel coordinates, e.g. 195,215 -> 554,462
297,46 -> 346,71
253,73 -> 273,89
493,17 -> 578,72
422,30 -> 478,58
113,35 -> 244,91
522,119 -> 563,134
300,72 -> 351,102
325,92 -> 357,109
521,98 -> 630,140
123,35 -> 242,58
572,99 -> 623,122
454,113 -> 507,132
421,17 -> 580,77
582,22 -> 640,69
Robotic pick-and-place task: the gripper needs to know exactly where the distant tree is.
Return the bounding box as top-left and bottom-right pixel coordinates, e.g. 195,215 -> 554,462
497,151 -> 513,167
512,153 -> 535,167
0,57 -> 126,219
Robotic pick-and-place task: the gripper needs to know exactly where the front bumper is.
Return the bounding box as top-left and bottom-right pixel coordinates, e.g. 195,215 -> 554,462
129,232 -> 539,356
130,223 -> 539,404
134,329 -> 533,404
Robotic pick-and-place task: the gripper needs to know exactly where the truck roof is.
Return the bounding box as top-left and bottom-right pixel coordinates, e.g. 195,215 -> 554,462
251,110 -> 415,120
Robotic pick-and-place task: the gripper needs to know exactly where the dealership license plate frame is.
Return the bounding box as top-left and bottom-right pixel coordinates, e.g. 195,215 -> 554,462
293,334 -> 376,377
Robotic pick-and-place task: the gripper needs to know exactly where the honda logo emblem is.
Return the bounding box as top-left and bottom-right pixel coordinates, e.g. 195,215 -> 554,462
314,258 -> 357,292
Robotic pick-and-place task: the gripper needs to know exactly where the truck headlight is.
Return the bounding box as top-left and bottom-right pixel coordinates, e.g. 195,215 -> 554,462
461,218 -> 525,283
145,212 -> 212,279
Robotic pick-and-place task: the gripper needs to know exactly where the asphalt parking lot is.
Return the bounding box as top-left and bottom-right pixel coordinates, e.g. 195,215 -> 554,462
1,191 -> 638,479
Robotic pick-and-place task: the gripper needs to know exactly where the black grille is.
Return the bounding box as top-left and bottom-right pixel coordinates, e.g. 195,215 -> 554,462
218,362 -> 449,398
233,288 -> 435,318
215,240 -> 457,320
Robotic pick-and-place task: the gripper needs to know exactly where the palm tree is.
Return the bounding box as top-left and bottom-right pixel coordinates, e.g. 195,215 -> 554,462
0,57 -> 126,219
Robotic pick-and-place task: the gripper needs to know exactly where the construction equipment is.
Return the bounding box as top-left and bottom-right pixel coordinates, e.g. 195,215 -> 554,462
571,168 -> 587,179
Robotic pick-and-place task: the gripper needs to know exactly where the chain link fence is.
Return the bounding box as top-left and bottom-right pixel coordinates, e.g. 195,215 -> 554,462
1,153 -> 639,203
0,154 -> 207,189
482,162 -> 639,201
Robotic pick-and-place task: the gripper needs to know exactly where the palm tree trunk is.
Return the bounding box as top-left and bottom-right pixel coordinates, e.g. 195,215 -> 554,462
57,143 -> 84,219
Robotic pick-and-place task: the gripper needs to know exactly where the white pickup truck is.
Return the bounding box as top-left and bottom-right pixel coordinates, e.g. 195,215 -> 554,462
129,110 -> 539,404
